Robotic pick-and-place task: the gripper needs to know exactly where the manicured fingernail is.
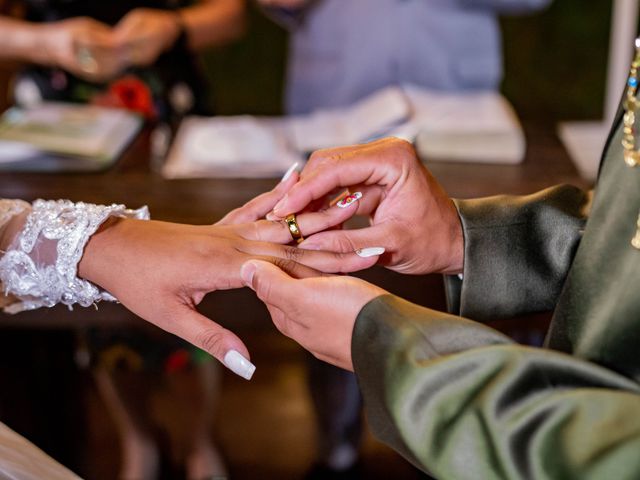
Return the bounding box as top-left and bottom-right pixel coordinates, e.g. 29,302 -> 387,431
224,350 -> 256,380
356,247 -> 385,258
266,212 -> 278,221
240,261 -> 257,286
273,195 -> 288,215
281,162 -> 299,182
337,192 -> 362,209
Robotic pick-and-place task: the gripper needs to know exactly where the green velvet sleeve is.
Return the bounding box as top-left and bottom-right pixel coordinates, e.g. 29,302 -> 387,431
353,294 -> 640,480
447,185 -> 592,321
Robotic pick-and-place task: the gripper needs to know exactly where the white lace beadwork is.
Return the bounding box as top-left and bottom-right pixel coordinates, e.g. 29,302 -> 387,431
0,199 -> 149,313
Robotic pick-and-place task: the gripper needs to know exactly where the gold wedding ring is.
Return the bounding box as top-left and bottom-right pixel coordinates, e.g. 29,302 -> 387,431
284,213 -> 304,243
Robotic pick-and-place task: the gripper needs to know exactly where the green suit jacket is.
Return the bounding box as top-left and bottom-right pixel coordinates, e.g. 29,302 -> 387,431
352,114 -> 640,479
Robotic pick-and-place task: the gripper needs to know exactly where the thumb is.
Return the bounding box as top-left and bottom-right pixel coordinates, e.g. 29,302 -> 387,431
241,260 -> 295,309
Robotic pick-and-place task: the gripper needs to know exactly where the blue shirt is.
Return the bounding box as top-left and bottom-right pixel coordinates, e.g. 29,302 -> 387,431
267,0 -> 552,114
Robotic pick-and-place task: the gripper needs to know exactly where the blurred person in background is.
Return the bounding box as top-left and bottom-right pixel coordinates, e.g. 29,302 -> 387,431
259,0 -> 552,114
0,0 -> 245,120
0,1 -> 246,479
258,1 -> 552,478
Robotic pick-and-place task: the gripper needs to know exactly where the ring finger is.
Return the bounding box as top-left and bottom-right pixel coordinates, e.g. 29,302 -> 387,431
236,191 -> 364,245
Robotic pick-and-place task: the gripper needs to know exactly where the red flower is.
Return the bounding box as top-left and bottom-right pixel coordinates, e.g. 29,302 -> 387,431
164,349 -> 191,374
92,75 -> 156,120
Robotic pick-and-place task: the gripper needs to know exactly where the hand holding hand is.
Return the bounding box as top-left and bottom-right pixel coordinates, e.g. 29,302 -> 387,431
37,17 -> 124,82
114,8 -> 183,67
241,260 -> 387,371
78,171 -> 381,380
271,138 -> 465,275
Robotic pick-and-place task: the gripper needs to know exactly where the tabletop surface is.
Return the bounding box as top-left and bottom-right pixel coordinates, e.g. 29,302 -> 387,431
0,122 -> 590,328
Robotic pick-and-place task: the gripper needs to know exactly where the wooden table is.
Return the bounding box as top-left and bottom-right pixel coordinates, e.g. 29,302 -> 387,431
0,122 -> 590,330
0,121 -> 591,477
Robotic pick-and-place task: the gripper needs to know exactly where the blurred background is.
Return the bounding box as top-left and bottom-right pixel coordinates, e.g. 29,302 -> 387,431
0,1 -> 629,480
0,1 -> 615,120
198,1 -> 611,120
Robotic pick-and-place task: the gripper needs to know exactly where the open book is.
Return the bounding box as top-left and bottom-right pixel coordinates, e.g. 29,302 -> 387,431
287,87 -> 411,152
162,85 -> 526,178
0,102 -> 142,172
162,116 -> 301,179
398,85 -> 526,164
162,87 -> 410,178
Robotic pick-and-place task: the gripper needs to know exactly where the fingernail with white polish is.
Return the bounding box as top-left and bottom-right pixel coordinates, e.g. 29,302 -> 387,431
224,350 -> 256,380
337,192 -> 363,209
356,247 -> 385,258
273,195 -> 287,215
281,162 -> 299,182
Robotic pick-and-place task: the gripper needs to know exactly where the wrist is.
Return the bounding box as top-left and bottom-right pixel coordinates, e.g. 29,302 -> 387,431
78,216 -> 125,287
11,23 -> 48,64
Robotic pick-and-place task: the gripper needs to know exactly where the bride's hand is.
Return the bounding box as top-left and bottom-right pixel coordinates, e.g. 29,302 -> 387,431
78,177 -> 379,379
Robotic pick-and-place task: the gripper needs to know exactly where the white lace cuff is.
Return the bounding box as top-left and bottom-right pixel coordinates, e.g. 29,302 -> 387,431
0,199 -> 149,314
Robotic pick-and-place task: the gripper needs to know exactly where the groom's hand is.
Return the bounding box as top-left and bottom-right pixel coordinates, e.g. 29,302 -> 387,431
241,259 -> 386,371
270,138 -> 465,275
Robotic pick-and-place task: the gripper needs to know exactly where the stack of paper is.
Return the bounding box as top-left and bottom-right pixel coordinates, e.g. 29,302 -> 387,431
400,85 -> 526,164
0,102 -> 142,172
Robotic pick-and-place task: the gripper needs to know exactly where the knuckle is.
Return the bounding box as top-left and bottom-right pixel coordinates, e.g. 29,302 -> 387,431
283,246 -> 304,262
272,317 -> 291,337
335,234 -> 358,253
272,257 -> 298,275
308,148 -> 331,163
398,140 -> 418,162
308,148 -> 342,170
215,215 -> 231,226
250,221 -> 265,242
195,328 -> 226,356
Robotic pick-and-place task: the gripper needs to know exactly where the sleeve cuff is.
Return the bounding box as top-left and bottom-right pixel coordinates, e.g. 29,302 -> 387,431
452,185 -> 589,321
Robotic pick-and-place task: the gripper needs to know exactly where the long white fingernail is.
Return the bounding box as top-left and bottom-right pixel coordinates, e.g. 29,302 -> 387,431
224,350 -> 256,380
337,192 -> 362,208
356,247 -> 385,258
281,162 -> 299,182
273,195 -> 287,215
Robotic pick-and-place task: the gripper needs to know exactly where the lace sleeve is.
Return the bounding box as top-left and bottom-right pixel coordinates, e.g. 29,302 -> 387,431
0,199 -> 149,314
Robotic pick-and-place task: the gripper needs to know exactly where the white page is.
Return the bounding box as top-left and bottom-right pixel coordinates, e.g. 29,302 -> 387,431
287,86 -> 411,152
391,85 -> 526,164
162,116 -> 301,179
402,85 -> 522,133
